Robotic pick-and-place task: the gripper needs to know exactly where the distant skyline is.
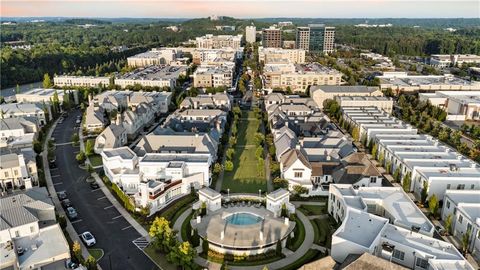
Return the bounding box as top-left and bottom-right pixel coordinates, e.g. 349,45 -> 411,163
2,1 -> 479,18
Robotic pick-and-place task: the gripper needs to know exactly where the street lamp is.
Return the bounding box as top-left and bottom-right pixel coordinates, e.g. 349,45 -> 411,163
259,189 -> 261,197
227,188 -> 230,199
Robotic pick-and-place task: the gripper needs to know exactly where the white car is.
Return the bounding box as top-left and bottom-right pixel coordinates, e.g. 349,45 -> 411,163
80,231 -> 96,247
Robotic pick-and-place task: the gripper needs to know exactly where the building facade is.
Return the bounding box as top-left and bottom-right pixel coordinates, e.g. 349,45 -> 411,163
245,25 -> 256,43
262,27 -> 282,48
54,75 -> 110,88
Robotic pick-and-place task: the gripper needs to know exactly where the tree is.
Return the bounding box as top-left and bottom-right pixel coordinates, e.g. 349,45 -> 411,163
84,255 -> 98,270
33,140 -> 42,154
378,152 -> 385,166
385,160 -> 392,174
226,148 -> 235,160
393,167 -> 401,182
293,185 -> 308,195
191,229 -> 200,247
202,236 -> 209,254
213,163 -> 223,174
273,178 -> 289,189
351,127 -> 360,142
255,146 -> 263,159
72,241 -> 82,262
371,143 -> 378,159
71,133 -> 79,145
85,139 -> 94,156
43,73 -> 52,88
428,194 -> 439,218
254,133 -> 265,146
402,172 -> 411,192
421,181 -> 429,204
76,151 -> 86,164
444,214 -> 453,235
149,217 -> 176,253
224,161 -> 234,172
276,240 -> 282,256
167,242 -> 197,270
462,229 -> 471,255
281,203 -> 287,218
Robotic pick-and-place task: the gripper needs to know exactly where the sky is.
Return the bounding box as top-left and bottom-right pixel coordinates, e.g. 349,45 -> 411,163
2,0 -> 479,18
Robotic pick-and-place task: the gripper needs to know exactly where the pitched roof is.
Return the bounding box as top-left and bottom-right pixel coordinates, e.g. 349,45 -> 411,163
332,153 -> 382,184
280,148 -> 311,170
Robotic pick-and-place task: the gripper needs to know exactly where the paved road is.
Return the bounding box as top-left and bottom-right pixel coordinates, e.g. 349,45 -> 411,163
50,110 -> 158,270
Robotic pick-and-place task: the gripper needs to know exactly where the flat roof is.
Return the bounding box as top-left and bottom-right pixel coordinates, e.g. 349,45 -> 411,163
117,65 -> 187,81
335,209 -> 387,248
337,96 -> 391,101
416,167 -> 480,179
102,147 -> 136,159
312,85 -> 380,93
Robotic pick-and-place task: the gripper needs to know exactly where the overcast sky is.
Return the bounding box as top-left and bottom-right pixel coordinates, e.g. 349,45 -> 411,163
2,0 -> 479,18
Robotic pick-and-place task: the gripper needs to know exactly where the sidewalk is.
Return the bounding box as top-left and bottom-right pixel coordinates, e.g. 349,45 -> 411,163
42,118 -> 94,264
79,130 -> 150,240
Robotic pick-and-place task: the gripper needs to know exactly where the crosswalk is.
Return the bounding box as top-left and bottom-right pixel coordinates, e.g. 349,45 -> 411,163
132,236 -> 150,250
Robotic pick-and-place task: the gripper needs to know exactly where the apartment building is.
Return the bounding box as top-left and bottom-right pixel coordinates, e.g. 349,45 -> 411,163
258,47 -> 306,64
328,184 -> 473,269
295,25 -> 335,53
336,96 -> 393,114
360,52 -> 395,70
195,34 -> 243,49
429,54 -> 480,68
127,48 -> 178,67
179,93 -> 232,111
245,25 -> 256,43
419,91 -> 480,121
377,72 -> 480,93
115,65 -> 188,89
441,190 -> 480,260
15,88 -> 78,105
295,27 -> 310,51
343,107 -> 480,201
263,63 -> 342,92
262,27 -> 282,48
309,85 -> 383,109
0,118 -> 38,150
0,152 -> 37,191
191,48 -> 241,65
0,188 -> 71,270
54,75 -> 110,87
0,103 -> 48,126
192,65 -> 234,88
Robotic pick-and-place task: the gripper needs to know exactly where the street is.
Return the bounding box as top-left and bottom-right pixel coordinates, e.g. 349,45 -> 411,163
50,110 -> 158,270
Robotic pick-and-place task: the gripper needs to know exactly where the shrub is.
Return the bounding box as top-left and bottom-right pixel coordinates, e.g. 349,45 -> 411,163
273,178 -> 289,189
224,161 -> 234,171
76,151 -> 86,164
226,148 -> 235,160
255,146 -> 263,159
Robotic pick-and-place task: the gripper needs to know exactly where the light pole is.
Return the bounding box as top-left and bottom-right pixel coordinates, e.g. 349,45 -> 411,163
227,188 -> 230,199
259,189 -> 261,197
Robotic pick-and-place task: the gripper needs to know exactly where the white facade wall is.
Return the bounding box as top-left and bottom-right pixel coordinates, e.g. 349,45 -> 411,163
54,76 -> 110,87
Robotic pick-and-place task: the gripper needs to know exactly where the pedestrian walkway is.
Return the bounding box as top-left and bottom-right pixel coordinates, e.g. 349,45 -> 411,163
291,201 -> 327,207
132,236 -> 150,250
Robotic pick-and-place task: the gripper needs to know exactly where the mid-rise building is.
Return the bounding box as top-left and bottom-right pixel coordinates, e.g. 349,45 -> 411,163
127,48 -> 180,67
263,63 -> 342,92
310,85 -> 383,109
295,27 -> 310,51
377,72 -> 480,93
295,25 -> 335,53
419,91 -> 480,121
191,48 -> 241,65
360,52 -> 395,70
195,34 -> 243,49
335,96 -> 393,114
115,65 -> 187,89
262,27 -> 282,48
245,25 -> 256,43
0,188 -> 71,270
15,88 -> 78,105
193,65 -> 234,88
258,47 -> 306,64
429,54 -> 480,68
0,103 -> 48,126
0,152 -> 37,190
0,118 -> 38,150
54,75 -> 110,88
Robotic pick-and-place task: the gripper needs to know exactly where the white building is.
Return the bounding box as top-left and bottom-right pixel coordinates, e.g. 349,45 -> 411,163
191,48 -> 241,65
310,85 -> 384,109
441,190 -> 480,260
195,34 -> 243,49
0,103 -> 48,126
360,52 -> 395,70
15,88 -> 78,105
0,118 -> 38,150
245,25 -> 256,43
336,96 -> 393,114
54,75 -> 110,88
0,188 -> 71,270
258,47 -> 306,64
0,152 -> 37,191
115,65 -> 187,89
328,184 -> 473,269
127,48 -> 179,67
196,187 -> 222,213
430,54 -> 480,68
419,91 -> 480,121
377,72 -> 480,93
179,93 -> 232,111
266,188 -> 295,217
193,65 -> 234,88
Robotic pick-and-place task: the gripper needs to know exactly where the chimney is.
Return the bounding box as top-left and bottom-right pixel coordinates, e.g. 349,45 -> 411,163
116,114 -> 122,125
284,217 -> 289,225
216,120 -> 221,132
295,144 -> 301,150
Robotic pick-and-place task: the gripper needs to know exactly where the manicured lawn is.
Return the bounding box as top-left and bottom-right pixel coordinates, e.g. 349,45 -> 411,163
278,249 -> 325,270
88,248 -> 104,261
313,218 -> 333,248
181,212 -> 193,242
143,245 -> 177,270
222,110 -> 266,193
298,204 -> 327,216
88,154 -> 103,167
287,215 -> 305,251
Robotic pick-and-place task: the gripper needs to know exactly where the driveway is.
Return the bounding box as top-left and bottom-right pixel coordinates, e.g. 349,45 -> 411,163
50,110 -> 158,270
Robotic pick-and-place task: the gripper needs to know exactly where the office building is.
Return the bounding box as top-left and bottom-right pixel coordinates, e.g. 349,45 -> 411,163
262,27 -> 282,48
295,25 -> 335,53
295,27 -> 310,51
429,54 -> 480,68
245,25 -> 256,43
258,47 -> 306,64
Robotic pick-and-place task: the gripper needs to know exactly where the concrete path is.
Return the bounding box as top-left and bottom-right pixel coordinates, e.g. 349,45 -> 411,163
291,201 -> 327,207
214,124 -> 233,192
79,130 -> 150,240
174,209 -> 194,242
42,118 -> 97,265
174,210 -> 315,270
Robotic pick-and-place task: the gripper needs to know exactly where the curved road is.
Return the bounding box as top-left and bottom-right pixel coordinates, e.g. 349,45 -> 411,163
50,110 -> 157,270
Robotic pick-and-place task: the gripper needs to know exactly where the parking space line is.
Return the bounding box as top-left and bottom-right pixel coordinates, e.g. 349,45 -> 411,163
104,205 -> 114,210
112,215 -> 122,220
71,219 -> 83,224
53,182 -> 63,186
97,196 -> 107,200
121,225 -> 133,231
51,175 -> 61,178
50,168 -> 59,171
91,188 -> 102,192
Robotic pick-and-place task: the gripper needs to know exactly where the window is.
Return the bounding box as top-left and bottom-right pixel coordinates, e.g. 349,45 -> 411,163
370,177 -> 376,183
459,215 -> 463,224
4,172 -> 8,178
392,249 -> 405,261
457,184 -> 465,190
294,172 -> 303,178
416,258 -> 428,269
471,184 -> 475,189
467,223 -> 472,232
446,201 -> 450,209
30,226 -> 35,233
447,184 -> 451,189
15,231 -> 20,238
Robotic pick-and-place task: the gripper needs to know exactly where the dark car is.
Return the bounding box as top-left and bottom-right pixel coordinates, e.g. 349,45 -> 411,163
61,199 -> 72,208
89,181 -> 100,190
49,159 -> 57,168
57,191 -> 67,200
66,207 -> 78,220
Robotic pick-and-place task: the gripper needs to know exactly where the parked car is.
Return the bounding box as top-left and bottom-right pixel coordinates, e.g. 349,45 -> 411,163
61,199 -> 72,208
80,232 -> 96,247
66,207 -> 78,220
49,159 -> 57,168
57,191 -> 67,201
65,259 -> 78,269
75,119 -> 81,124
89,181 -> 99,190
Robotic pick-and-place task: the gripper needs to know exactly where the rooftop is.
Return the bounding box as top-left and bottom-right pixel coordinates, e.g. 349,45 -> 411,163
335,209 -> 387,248
117,65 -> 187,81
311,85 -> 380,93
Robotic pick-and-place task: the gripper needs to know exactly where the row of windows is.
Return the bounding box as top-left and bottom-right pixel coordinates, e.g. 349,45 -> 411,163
392,249 -> 428,269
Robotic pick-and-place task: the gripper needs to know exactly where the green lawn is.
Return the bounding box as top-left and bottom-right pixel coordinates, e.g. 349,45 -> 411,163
297,204 -> 327,216
143,245 -> 177,270
88,154 -> 103,167
222,110 -> 266,193
88,249 -> 104,261
313,218 -> 333,248
278,249 -> 325,270
287,215 -> 305,251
